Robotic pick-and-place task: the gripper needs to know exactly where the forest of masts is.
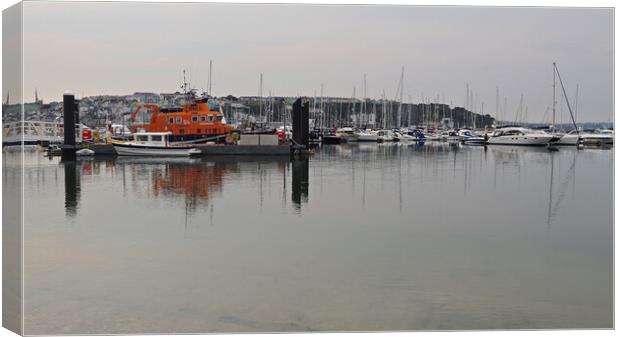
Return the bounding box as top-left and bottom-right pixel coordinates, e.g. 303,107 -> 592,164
225,71 -> 495,130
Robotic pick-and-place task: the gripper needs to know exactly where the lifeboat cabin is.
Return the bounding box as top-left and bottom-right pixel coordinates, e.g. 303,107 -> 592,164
130,98 -> 234,143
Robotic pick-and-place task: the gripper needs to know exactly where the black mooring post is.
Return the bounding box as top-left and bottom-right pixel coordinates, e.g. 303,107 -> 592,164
292,98 -> 310,148
61,93 -> 77,160
74,99 -> 80,125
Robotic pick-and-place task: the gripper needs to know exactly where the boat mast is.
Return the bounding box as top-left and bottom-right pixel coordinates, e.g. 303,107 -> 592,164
552,62 -> 556,132
397,66 -> 404,129
352,86 -> 356,128
320,83 -> 324,128
208,60 -> 213,96
363,73 -> 367,129
554,63 -> 579,135
495,86 -> 499,126
466,83 -> 470,112
312,90 -> 316,128
259,73 -> 263,125
573,84 -> 579,126
408,95 -> 413,127
382,89 -> 387,129
503,97 -> 507,127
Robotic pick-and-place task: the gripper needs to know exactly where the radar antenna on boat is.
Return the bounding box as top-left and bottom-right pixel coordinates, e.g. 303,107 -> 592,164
181,69 -> 198,101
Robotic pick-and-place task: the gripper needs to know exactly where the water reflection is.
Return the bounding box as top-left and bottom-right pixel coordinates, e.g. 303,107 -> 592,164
546,149 -> 578,229
58,144 -> 609,226
61,156 -> 313,217
291,158 -> 309,213
62,160 -> 80,217
17,143 -> 613,333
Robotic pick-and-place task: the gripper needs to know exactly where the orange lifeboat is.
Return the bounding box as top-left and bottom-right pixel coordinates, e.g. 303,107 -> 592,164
129,98 -> 234,143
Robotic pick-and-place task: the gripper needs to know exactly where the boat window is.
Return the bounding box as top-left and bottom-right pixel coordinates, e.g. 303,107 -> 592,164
503,130 -> 522,136
200,116 -> 207,122
151,135 -> 162,142
176,117 -> 182,124
208,116 -> 214,122
136,135 -> 148,142
216,116 -> 223,122
192,116 -> 198,122
168,117 -> 174,124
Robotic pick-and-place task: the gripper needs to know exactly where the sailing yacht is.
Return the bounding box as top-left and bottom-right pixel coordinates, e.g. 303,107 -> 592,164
555,130 -> 580,145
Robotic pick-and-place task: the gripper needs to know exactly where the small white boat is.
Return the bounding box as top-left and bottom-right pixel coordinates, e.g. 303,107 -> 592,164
487,127 -> 560,146
355,129 -> 379,142
113,132 -> 202,157
457,129 -> 473,141
393,131 -> 415,142
335,127 -> 359,143
580,129 -> 614,146
441,130 -> 460,143
376,129 -> 395,142
458,129 -> 487,145
76,148 -> 95,156
463,137 -> 486,145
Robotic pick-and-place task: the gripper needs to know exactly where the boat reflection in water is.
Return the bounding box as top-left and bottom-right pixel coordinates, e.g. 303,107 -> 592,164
17,143 -> 613,333
62,155 -> 311,217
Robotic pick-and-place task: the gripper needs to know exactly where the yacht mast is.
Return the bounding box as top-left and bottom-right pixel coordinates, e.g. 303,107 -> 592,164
495,86 -> 499,126
320,83 -> 324,128
352,86 -> 356,128
259,73 -> 263,124
554,63 -> 579,134
312,90 -> 316,127
396,66 -> 404,128
466,83 -> 470,111
208,59 -> 213,96
573,84 -> 579,125
363,73 -> 367,128
382,89 -> 387,129
552,62 -> 556,132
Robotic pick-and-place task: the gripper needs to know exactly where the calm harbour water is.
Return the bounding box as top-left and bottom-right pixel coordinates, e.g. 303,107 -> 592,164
9,142 -> 613,334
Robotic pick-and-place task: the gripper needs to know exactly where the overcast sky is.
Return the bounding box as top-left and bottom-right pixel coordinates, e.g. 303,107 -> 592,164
16,2 -> 614,122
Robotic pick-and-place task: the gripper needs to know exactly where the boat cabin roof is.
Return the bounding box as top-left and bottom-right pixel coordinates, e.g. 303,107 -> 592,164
134,132 -> 172,136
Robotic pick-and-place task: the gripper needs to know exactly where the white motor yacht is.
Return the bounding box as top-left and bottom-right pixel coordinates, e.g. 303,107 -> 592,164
393,131 -> 415,142
580,129 -> 614,145
335,127 -> 359,143
376,130 -> 395,142
487,127 -> 560,146
112,132 -> 202,156
355,129 -> 379,142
